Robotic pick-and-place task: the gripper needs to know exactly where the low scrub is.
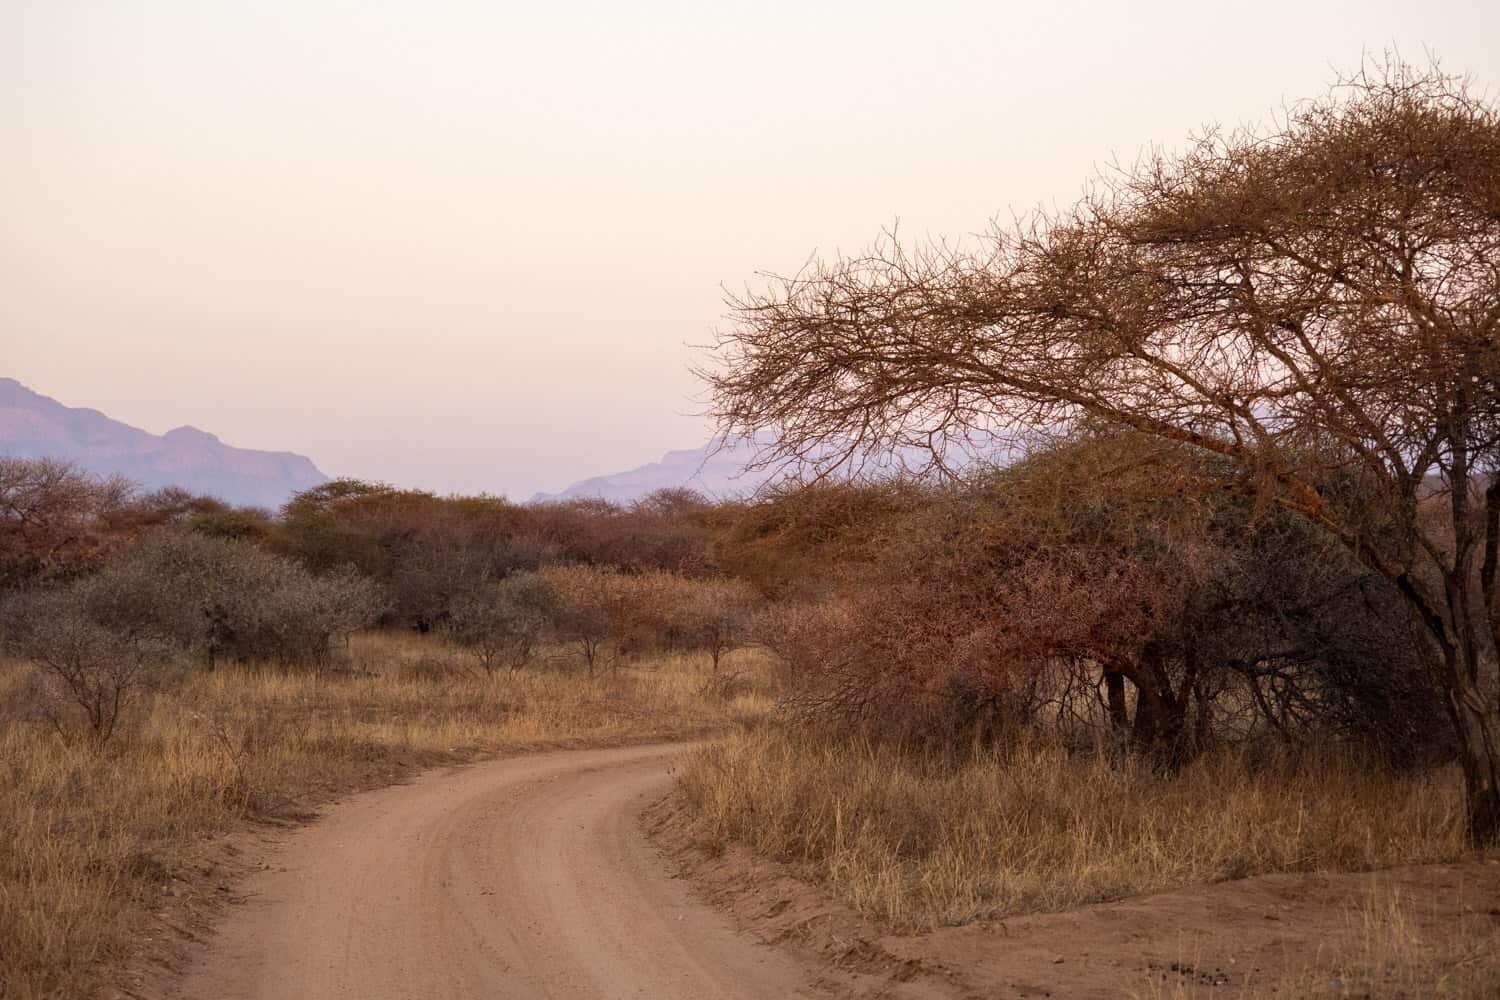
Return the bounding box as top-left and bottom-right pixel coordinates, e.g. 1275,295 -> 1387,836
677,725 -> 1479,933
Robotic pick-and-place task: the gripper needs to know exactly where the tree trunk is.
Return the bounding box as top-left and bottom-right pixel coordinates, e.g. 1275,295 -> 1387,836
1191,682 -> 1213,754
1128,672 -> 1189,769
1384,569 -> 1500,845
1103,668 -> 1128,735
1448,686 -> 1500,844
1099,667 -> 1128,761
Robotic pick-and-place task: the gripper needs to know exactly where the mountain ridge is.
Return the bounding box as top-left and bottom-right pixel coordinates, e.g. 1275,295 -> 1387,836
0,378 -> 329,508
528,435 -> 989,505
529,439 -> 774,504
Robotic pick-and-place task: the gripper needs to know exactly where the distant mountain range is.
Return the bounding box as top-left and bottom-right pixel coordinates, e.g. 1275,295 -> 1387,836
529,439 -> 776,504
529,436 -> 991,505
0,378 -> 328,508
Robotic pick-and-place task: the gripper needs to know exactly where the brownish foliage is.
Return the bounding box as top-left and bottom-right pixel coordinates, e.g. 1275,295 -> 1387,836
0,458 -> 134,590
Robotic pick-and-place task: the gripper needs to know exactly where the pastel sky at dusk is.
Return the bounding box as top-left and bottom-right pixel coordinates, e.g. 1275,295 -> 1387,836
4,2 -> 1498,498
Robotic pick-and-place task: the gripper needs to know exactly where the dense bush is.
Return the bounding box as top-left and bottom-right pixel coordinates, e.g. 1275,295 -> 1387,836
534,565 -> 683,671
752,436 -> 1448,768
273,481 -> 722,631
72,531 -> 385,666
0,435 -> 1453,770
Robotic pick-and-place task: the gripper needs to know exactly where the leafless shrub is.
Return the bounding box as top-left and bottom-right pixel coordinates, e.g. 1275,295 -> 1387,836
534,565 -> 728,672
184,706 -> 282,811
1,586 -> 175,742
755,596 -> 961,739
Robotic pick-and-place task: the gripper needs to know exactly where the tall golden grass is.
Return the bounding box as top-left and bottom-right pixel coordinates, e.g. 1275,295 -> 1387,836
676,725 -> 1480,933
0,633 -> 773,1000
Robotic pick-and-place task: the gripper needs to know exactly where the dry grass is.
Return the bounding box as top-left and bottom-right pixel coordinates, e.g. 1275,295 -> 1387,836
677,725 -> 1478,933
1139,883 -> 1500,999
0,633 -> 773,1000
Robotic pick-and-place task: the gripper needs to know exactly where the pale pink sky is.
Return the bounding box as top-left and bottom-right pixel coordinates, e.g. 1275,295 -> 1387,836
4,2 -> 1498,498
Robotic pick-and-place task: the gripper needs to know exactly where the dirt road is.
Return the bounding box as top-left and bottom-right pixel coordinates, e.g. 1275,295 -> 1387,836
176,743 -> 825,1000
169,738 -> 1500,999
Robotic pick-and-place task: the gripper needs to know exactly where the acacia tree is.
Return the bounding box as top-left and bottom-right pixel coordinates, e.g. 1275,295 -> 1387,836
705,62 -> 1500,842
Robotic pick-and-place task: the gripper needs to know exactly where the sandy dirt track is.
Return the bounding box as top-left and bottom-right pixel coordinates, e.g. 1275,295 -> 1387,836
168,739 -> 1500,1000
175,743 -> 823,1000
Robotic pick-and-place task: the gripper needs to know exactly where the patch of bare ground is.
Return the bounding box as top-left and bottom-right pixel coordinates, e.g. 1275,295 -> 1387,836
648,795 -> 1500,999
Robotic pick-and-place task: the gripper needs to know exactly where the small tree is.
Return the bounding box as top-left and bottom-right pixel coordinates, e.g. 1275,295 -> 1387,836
446,573 -> 553,674
606,570 -> 688,661
680,578 -> 758,672
538,565 -> 710,672
538,565 -> 616,674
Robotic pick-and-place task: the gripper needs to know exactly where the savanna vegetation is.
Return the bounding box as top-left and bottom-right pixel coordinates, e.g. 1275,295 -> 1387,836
0,459 -> 775,999
4,57 -> 1499,1000
680,59 -> 1500,996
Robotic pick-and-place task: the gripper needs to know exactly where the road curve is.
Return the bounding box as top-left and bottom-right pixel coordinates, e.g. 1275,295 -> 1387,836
176,743 -> 819,1000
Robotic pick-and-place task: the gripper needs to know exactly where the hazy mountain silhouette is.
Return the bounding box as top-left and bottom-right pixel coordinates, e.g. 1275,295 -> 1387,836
529,440 -> 775,504
529,436 -> 995,504
0,378 -> 328,508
